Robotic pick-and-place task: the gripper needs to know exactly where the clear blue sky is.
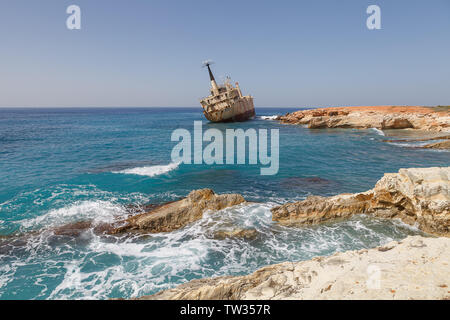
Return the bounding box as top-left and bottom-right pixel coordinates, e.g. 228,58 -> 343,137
0,0 -> 449,107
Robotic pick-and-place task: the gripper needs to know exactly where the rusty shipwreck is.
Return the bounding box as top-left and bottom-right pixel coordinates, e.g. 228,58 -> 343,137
200,62 -> 255,122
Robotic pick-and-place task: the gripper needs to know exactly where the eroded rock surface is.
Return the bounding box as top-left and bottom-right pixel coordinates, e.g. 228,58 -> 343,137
278,106 -> 450,133
139,236 -> 450,300
423,140 -> 450,150
212,228 -> 258,240
111,189 -> 246,234
272,167 -> 450,236
382,135 -> 450,150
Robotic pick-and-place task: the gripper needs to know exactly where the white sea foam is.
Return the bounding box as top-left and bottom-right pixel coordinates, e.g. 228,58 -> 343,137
387,141 -> 436,148
2,201 -> 425,300
390,217 -> 422,232
259,115 -> 279,120
19,200 -> 127,230
0,265 -> 12,290
370,128 -> 385,136
386,139 -> 450,152
113,162 -> 180,177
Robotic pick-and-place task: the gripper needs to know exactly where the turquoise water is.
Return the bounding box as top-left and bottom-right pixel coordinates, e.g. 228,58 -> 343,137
0,107 -> 448,299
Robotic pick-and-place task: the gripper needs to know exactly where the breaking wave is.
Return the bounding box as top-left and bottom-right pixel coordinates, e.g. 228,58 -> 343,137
370,128 -> 385,136
113,162 -> 180,177
19,200 -> 127,230
386,140 -> 449,150
259,115 -> 279,120
0,201 -> 425,299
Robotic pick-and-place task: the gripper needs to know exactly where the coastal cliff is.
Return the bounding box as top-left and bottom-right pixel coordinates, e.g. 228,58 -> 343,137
277,106 -> 450,133
272,167 -> 450,236
139,236 -> 450,300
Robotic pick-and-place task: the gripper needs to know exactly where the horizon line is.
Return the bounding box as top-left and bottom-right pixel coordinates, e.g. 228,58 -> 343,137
0,105 -> 445,109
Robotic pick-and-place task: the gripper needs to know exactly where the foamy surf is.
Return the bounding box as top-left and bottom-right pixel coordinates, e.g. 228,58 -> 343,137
1,201 -> 425,300
259,115 -> 279,120
371,128 -> 385,136
387,140 -> 449,149
113,162 -> 180,177
19,200 -> 127,230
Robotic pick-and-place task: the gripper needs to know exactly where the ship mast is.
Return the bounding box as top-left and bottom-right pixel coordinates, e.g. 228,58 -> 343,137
203,61 -> 219,95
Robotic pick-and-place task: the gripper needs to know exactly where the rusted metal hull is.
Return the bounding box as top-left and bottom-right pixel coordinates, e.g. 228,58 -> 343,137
202,97 -> 255,123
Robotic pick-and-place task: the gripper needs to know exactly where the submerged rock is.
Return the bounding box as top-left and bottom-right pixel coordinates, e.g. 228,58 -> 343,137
383,135 -> 450,150
111,189 -> 246,234
52,220 -> 95,237
212,228 -> 258,240
138,236 -> 450,300
272,167 -> 450,236
1,189 -> 247,248
279,176 -> 341,194
52,220 -> 116,237
422,140 -> 450,149
383,134 -> 450,143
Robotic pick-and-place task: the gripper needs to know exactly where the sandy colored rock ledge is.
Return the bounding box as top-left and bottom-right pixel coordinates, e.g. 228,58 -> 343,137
422,140 -> 450,150
212,228 -> 258,240
138,236 -> 450,300
272,167 -> 450,236
383,135 -> 450,150
111,189 -> 246,234
0,189 -> 247,255
277,106 -> 450,133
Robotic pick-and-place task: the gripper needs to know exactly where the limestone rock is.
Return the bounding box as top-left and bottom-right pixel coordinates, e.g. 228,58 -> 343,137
213,228 -> 258,240
271,193 -> 372,226
138,236 -> 450,300
272,167 -> 450,236
278,106 -> 450,133
111,189 -> 246,234
382,135 -> 450,150
381,118 -> 413,129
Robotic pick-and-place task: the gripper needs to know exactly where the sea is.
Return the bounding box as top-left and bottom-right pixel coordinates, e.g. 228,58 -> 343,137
0,107 -> 448,299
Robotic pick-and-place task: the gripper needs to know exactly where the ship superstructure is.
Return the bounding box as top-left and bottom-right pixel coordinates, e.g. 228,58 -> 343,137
200,62 -> 255,122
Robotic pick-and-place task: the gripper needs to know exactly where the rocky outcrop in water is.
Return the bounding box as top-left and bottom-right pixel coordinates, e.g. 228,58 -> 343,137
278,106 -> 450,133
212,228 -> 258,240
111,189 -> 246,234
422,140 -> 450,150
0,189 -> 247,251
383,135 -> 450,150
272,167 -> 450,236
138,236 -> 450,300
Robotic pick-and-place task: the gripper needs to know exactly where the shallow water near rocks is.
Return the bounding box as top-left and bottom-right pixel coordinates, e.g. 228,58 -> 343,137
0,107 -> 448,299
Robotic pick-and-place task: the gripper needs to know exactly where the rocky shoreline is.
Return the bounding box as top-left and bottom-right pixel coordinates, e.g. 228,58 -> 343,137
277,106 -> 449,131
272,167 -> 450,236
4,106 -> 448,300
3,166 -> 448,300
133,166 -> 449,300
0,189 -> 248,252
139,236 -> 450,300
276,106 -> 450,149
137,106 -> 450,300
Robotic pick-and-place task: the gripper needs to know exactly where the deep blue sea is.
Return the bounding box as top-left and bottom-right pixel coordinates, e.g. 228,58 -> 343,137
0,107 -> 448,299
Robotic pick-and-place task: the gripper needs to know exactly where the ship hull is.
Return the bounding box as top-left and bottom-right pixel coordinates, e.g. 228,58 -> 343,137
202,97 -> 255,123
